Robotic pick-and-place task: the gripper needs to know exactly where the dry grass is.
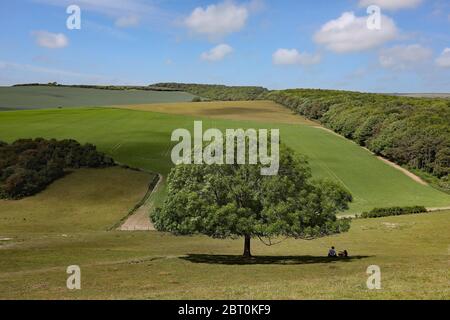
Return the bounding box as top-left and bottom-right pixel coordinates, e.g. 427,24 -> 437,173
117,100 -> 317,125
0,211 -> 449,299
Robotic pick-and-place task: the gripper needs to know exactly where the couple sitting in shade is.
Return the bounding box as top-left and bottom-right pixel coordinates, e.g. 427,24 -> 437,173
328,246 -> 348,258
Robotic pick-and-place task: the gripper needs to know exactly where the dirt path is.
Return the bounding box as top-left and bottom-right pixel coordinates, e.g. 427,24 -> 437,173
426,206 -> 450,212
376,157 -> 427,186
118,174 -> 163,231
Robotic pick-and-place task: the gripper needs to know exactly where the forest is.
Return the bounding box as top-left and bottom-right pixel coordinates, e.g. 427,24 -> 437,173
0,138 -> 114,199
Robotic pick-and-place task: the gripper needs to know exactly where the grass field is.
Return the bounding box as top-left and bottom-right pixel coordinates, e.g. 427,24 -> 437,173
0,167 -> 448,299
0,102 -> 448,214
0,167 -> 153,233
0,86 -> 196,110
119,100 -> 317,125
0,100 -> 449,300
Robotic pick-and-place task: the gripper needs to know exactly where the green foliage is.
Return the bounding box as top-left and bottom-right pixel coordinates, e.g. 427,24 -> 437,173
151,145 -> 352,246
192,97 -> 203,102
360,206 -> 427,218
268,89 -> 450,191
153,83 -> 268,101
0,138 -> 114,199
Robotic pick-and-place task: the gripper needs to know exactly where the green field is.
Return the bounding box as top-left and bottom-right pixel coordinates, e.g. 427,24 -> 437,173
1,97 -> 450,300
0,86 -> 196,110
0,167 -> 448,299
0,104 -> 448,214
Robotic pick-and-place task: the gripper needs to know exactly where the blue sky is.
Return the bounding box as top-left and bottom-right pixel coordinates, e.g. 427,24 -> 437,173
0,0 -> 449,92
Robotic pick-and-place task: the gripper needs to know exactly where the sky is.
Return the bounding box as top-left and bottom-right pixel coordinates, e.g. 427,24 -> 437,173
0,0 -> 449,92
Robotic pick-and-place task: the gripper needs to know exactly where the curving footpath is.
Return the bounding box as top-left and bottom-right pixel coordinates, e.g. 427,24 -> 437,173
118,174 -> 163,231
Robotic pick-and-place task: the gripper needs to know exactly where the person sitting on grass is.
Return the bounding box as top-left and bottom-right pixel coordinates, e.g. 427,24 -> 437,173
328,246 -> 337,257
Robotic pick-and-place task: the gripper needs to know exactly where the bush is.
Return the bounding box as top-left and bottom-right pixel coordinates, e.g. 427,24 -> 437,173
192,97 -> 202,102
360,206 -> 427,218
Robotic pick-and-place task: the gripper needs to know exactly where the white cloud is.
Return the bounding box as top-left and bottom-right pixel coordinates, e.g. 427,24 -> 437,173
115,15 -> 140,28
379,44 -> 433,70
359,0 -> 422,11
201,44 -> 234,62
314,12 -> 398,53
185,1 -> 248,40
32,31 -> 69,49
436,48 -> 450,68
272,49 -> 321,66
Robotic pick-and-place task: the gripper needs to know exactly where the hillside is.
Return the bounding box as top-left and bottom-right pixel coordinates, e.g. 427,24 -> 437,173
0,85 -> 196,110
1,104 -> 449,214
268,89 -> 450,192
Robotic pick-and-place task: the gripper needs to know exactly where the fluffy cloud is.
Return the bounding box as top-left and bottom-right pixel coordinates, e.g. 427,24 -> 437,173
379,44 -> 433,70
32,31 -> 69,49
359,0 -> 422,11
272,49 -> 321,66
314,12 -> 398,53
436,48 -> 450,68
185,1 -> 248,39
201,44 -> 234,61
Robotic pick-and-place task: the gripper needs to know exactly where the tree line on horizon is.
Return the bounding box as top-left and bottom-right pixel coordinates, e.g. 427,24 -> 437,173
153,83 -> 269,101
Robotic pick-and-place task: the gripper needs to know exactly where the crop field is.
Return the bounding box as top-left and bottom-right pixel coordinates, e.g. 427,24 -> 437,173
0,102 -> 448,214
0,86 -> 196,110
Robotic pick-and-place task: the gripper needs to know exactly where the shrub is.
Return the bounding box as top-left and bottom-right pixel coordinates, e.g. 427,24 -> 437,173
360,206 -> 427,218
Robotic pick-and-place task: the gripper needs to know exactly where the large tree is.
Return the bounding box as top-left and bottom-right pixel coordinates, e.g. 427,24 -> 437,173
151,145 -> 352,257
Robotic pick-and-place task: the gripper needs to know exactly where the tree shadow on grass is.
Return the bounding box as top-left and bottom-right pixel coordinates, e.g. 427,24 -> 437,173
181,254 -> 372,265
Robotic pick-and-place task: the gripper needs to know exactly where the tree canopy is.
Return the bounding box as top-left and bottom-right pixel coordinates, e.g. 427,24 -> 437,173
0,138 -> 114,199
151,145 -> 352,257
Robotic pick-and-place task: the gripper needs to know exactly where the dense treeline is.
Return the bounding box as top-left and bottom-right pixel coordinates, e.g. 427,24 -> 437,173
268,89 -> 450,191
153,83 -> 268,101
0,138 -> 114,199
13,83 -> 179,92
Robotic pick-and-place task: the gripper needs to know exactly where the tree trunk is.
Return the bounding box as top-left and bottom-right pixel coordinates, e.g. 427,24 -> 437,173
243,235 -> 252,258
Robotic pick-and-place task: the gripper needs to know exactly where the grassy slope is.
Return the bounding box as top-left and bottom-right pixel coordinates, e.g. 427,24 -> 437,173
0,86 -> 196,110
0,106 -> 448,213
0,167 -> 154,233
0,103 -> 449,299
0,208 -> 449,299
